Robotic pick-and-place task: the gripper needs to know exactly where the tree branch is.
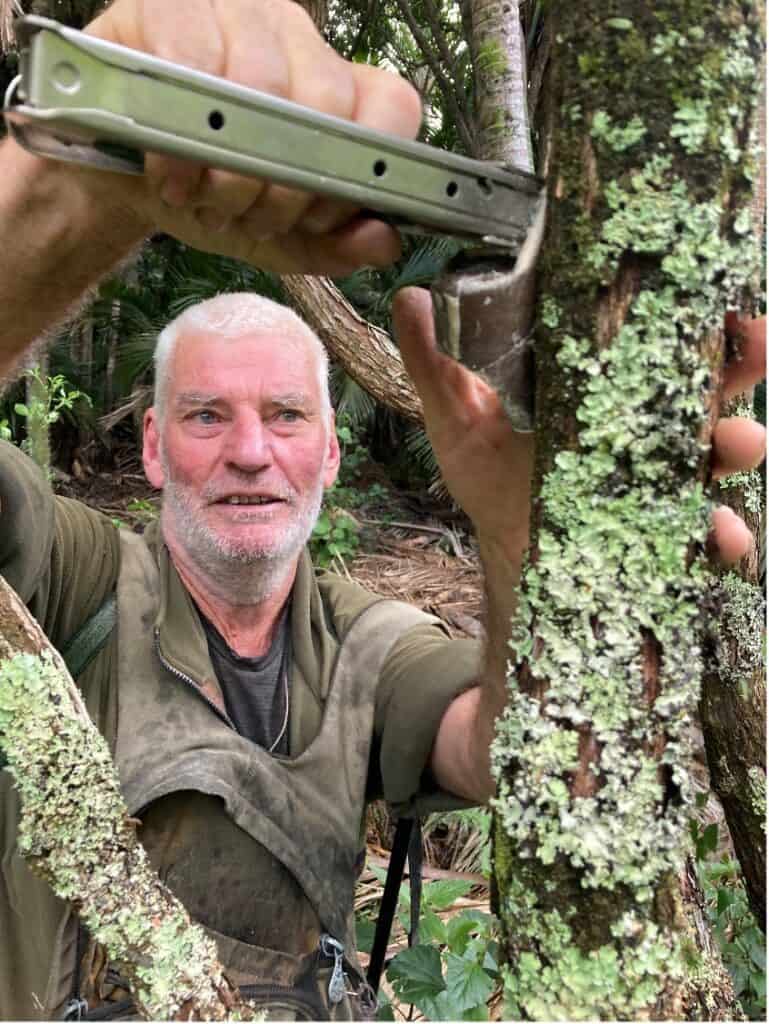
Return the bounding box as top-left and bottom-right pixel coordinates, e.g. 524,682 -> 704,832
0,574 -> 259,1020
281,275 -> 423,423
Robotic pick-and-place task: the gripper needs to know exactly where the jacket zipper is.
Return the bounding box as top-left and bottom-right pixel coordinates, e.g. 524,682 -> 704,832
153,628 -> 235,730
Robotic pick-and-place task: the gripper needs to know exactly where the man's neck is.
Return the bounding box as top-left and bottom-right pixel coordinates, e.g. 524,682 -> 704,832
165,536 -> 297,658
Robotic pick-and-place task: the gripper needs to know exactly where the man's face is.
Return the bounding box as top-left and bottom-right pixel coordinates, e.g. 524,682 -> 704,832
142,327 -> 340,575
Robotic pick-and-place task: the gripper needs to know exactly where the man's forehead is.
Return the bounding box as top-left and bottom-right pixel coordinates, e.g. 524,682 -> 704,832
167,327 -> 320,404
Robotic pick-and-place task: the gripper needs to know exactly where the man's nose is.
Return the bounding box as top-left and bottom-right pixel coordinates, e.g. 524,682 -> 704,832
224,412 -> 273,471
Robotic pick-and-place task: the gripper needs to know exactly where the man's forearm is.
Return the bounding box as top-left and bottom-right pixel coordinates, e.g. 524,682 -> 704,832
0,139 -> 150,377
430,524 -> 530,804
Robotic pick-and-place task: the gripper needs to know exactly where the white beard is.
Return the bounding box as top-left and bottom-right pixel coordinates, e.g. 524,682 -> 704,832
160,460 -> 325,605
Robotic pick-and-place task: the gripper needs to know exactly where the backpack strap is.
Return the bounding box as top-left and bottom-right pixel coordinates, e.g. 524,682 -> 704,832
59,592 -> 117,679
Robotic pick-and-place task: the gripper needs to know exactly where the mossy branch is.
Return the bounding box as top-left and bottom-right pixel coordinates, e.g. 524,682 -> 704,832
0,573 -> 261,1021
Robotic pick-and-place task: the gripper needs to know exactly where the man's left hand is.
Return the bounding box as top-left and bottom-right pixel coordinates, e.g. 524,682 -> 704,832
394,290 -> 766,566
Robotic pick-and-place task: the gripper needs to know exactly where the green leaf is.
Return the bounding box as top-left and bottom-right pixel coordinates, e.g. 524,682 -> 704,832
702,823 -> 719,853
376,999 -> 395,1021
459,1004 -> 489,1020
749,940 -> 766,970
13,403 -> 28,417
356,916 -> 376,954
446,911 -> 491,956
313,514 -> 331,537
423,879 -> 473,911
717,887 -> 734,916
443,953 -> 495,1014
606,17 -> 634,30
387,945 -> 445,1009
419,909 -> 447,946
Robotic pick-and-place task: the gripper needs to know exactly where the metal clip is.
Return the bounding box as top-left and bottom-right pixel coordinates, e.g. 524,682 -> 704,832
320,933 -> 346,1005
62,997 -> 88,1021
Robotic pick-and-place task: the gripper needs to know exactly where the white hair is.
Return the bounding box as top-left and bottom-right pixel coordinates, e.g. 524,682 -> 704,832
153,292 -> 331,422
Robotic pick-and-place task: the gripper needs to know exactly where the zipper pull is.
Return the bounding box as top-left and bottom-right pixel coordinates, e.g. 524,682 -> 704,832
320,933 -> 346,1005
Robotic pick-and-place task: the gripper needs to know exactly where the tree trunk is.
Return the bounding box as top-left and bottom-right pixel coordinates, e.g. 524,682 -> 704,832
463,0 -> 532,170
490,2 -> 762,1018
23,352 -> 51,478
698,56 -> 766,929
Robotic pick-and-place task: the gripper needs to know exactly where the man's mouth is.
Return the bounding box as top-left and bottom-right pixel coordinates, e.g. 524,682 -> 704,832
216,495 -> 285,506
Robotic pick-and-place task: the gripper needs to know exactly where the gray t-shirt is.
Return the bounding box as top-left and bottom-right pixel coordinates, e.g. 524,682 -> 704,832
200,603 -> 291,756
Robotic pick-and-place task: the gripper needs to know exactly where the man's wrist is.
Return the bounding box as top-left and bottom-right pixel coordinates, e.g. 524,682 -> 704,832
0,139 -> 151,375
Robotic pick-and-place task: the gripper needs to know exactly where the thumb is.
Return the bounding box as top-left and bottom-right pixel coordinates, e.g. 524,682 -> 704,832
393,286 -> 446,391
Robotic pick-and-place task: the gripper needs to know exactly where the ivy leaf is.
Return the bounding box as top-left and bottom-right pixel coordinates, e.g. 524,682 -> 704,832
443,953 -> 495,1014
387,945 -> 445,1011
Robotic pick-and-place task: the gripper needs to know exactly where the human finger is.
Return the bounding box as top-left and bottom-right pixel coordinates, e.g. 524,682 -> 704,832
246,216 -> 403,275
709,505 -> 754,564
711,417 -> 766,479
300,64 -> 423,235
724,315 -> 766,400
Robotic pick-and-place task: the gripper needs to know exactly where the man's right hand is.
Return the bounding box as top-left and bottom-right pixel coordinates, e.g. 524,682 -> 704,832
77,0 -> 422,274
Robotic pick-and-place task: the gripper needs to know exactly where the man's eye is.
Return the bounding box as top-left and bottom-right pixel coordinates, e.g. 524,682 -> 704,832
194,410 -> 220,424
278,409 -> 301,422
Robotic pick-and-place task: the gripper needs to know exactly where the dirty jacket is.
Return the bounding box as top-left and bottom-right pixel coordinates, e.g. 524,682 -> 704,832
0,441 -> 480,1020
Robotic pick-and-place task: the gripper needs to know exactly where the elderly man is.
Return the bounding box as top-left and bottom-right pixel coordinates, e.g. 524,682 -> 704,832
0,0 -> 765,1020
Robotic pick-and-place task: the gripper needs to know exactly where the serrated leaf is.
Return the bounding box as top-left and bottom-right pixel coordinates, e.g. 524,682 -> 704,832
443,953 -> 495,1014
446,910 -> 490,956
419,909 -> 447,946
423,879 -> 473,910
387,945 -> 445,1009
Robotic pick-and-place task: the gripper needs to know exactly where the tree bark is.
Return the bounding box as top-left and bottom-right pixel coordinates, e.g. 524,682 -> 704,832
463,0 -> 532,170
0,574 -> 261,1020
490,2 -> 762,1018
698,55 -> 766,930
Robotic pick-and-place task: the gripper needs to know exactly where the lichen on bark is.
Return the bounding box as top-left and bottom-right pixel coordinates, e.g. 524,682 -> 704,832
0,574 -> 260,1020
491,2 -> 762,1018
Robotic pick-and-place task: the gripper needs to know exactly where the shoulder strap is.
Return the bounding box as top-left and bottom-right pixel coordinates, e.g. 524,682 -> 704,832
59,591 -> 117,679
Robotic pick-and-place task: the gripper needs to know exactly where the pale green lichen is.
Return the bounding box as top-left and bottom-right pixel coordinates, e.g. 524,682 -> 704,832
540,296 -> 562,329
591,110 -> 647,152
747,767 -> 766,830
499,879 -> 685,1020
0,650 -> 255,1020
713,571 -> 765,699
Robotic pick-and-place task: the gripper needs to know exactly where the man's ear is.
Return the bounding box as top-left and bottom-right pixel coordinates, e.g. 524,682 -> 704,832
142,408 -> 165,489
323,411 -> 341,489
